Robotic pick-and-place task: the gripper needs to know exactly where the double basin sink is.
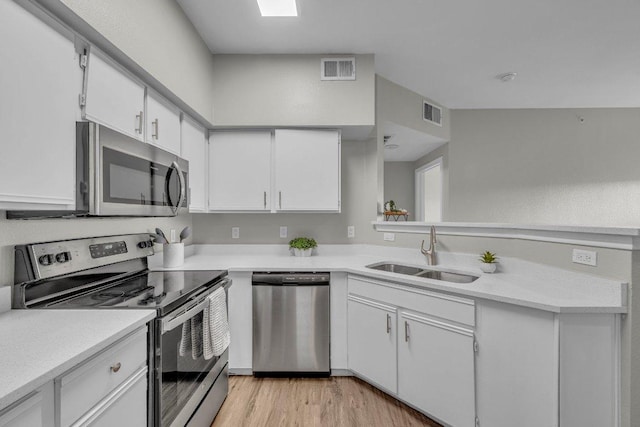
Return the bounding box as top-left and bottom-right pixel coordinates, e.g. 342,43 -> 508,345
366,262 -> 479,284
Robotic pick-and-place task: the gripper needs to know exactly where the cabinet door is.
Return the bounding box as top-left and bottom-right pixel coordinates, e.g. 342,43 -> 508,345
209,131 -> 272,211
347,294 -> 397,394
146,91 -> 181,154
84,50 -> 145,140
181,117 -> 207,212
398,311 -> 475,427
0,382 -> 54,427
274,129 -> 340,211
0,1 -> 78,210
73,368 -> 147,427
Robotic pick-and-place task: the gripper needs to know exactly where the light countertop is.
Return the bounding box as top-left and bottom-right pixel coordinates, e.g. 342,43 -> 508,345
149,244 -> 627,314
0,309 -> 155,410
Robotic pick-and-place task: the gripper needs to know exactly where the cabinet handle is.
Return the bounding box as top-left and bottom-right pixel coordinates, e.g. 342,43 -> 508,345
152,118 -> 159,139
279,191 -> 282,209
405,321 -> 410,342
386,314 -> 391,334
135,111 -> 143,134
110,362 -> 122,373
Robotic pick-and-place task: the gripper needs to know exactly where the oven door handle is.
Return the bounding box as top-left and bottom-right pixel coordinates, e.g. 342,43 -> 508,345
162,298 -> 208,333
170,161 -> 186,215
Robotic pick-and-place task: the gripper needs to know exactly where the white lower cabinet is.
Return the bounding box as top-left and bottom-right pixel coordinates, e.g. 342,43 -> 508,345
347,295 -> 397,393
398,311 -> 476,427
0,383 -> 54,427
347,275 -> 476,426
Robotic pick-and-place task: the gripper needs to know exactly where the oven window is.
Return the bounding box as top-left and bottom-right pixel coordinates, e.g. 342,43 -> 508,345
102,147 -> 185,206
161,311 -> 219,426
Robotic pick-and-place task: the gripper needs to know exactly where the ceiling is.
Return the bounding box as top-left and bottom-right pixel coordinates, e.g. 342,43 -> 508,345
177,0 -> 640,109
383,122 -> 446,162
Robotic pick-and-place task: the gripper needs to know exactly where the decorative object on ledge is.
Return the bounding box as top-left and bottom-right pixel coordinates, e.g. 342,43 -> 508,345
383,200 -> 409,221
289,237 -> 317,257
479,251 -> 498,273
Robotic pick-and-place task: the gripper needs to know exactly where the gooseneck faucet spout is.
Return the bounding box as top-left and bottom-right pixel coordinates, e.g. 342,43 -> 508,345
421,225 -> 437,265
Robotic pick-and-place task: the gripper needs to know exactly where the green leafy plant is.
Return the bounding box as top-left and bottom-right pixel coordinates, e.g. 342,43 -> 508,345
289,237 -> 317,250
385,200 -> 397,212
479,251 -> 498,264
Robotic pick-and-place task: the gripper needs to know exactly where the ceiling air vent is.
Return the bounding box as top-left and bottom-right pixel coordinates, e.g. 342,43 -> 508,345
321,57 -> 356,81
423,100 -> 443,126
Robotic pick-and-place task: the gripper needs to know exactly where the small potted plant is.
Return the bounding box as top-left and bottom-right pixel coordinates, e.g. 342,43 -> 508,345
289,237 -> 317,257
479,251 -> 498,273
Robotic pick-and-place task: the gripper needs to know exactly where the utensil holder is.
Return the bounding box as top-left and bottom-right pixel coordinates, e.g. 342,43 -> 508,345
163,243 -> 184,268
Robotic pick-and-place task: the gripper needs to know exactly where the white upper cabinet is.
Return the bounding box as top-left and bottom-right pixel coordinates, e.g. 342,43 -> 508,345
146,91 -> 181,155
181,117 -> 207,212
274,129 -> 341,212
209,131 -> 272,211
83,50 -> 146,141
0,0 -> 79,210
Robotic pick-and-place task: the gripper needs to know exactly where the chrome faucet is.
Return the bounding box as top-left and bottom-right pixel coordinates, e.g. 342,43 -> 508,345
421,225 -> 437,265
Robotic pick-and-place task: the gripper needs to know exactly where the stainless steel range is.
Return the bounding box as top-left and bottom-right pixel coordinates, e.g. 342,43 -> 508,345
12,233 -> 231,427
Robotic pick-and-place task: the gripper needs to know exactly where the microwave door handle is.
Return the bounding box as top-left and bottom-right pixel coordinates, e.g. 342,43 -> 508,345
170,161 -> 186,215
161,298 -> 209,333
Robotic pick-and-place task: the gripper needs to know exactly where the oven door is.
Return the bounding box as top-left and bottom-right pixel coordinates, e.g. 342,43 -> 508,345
94,123 -> 188,216
156,282 -> 230,427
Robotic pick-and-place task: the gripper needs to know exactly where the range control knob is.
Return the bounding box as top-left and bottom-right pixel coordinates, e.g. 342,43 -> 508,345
138,240 -> 153,249
38,254 -> 54,266
55,252 -> 71,263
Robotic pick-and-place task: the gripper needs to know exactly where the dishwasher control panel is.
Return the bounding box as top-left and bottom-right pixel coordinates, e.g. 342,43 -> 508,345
252,272 -> 330,285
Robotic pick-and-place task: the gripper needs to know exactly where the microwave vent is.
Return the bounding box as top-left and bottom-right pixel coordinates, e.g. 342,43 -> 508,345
321,57 -> 356,81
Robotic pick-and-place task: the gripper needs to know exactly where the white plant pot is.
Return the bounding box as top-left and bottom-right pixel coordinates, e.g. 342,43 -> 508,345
163,243 -> 184,268
480,263 -> 497,273
293,248 -> 313,257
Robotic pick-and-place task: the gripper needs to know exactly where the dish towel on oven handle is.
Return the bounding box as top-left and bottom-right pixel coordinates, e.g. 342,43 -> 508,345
203,286 -> 230,360
179,314 -> 204,359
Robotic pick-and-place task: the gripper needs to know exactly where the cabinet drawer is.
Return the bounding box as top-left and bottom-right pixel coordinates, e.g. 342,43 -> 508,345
348,275 -> 475,327
58,328 -> 147,426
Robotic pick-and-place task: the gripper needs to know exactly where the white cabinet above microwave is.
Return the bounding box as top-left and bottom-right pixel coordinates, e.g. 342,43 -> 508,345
146,91 -> 182,155
82,50 -> 146,141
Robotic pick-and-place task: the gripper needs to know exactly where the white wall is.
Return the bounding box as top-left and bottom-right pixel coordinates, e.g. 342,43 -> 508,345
448,108 -> 640,226
211,54 -> 375,127
56,0 -> 216,123
383,162 -> 415,215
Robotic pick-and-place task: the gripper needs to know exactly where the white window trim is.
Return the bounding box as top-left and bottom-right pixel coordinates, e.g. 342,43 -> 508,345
415,157 -> 443,222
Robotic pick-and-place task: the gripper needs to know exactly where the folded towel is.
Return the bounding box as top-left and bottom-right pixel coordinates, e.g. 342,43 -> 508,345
178,313 -> 204,359
179,318 -> 191,357
203,287 -> 230,360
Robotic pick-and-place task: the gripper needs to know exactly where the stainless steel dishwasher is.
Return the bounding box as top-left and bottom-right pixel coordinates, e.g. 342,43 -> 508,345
252,272 -> 330,376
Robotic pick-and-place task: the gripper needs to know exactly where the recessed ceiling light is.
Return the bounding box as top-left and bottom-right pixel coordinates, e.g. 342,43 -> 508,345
497,72 -> 517,82
384,144 -> 399,150
257,0 -> 298,16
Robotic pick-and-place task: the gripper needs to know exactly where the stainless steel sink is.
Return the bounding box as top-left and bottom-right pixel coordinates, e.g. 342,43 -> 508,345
367,263 -> 424,275
366,262 -> 479,284
414,270 -> 478,284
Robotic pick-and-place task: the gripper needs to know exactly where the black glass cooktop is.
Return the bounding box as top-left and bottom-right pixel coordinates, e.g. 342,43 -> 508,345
45,270 -> 227,316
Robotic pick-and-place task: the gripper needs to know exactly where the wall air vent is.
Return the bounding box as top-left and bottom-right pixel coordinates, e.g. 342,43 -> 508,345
321,57 -> 356,81
423,100 -> 443,126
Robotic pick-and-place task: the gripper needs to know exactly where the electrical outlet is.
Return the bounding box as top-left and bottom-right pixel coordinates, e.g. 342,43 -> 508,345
231,227 -> 240,239
280,226 -> 288,238
383,233 -> 395,242
572,249 -> 597,266
347,225 -> 355,238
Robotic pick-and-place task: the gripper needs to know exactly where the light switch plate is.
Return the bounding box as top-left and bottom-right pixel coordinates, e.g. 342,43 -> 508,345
383,233 -> 395,242
280,226 -> 288,238
572,248 -> 597,266
347,226 -> 355,238
232,227 -> 240,239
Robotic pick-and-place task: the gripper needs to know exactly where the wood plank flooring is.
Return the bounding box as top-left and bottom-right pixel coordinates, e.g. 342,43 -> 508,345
212,376 -> 442,427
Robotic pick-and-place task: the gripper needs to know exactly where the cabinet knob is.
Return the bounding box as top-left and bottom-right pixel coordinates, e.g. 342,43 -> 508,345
110,362 -> 122,373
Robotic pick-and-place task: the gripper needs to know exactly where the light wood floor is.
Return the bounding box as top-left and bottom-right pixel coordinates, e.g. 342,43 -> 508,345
212,376 -> 442,427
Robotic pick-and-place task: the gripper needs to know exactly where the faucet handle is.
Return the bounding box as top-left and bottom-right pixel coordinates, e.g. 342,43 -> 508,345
420,240 -> 428,255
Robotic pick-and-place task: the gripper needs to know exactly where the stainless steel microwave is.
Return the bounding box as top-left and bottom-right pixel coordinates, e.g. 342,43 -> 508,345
8,122 -> 188,218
